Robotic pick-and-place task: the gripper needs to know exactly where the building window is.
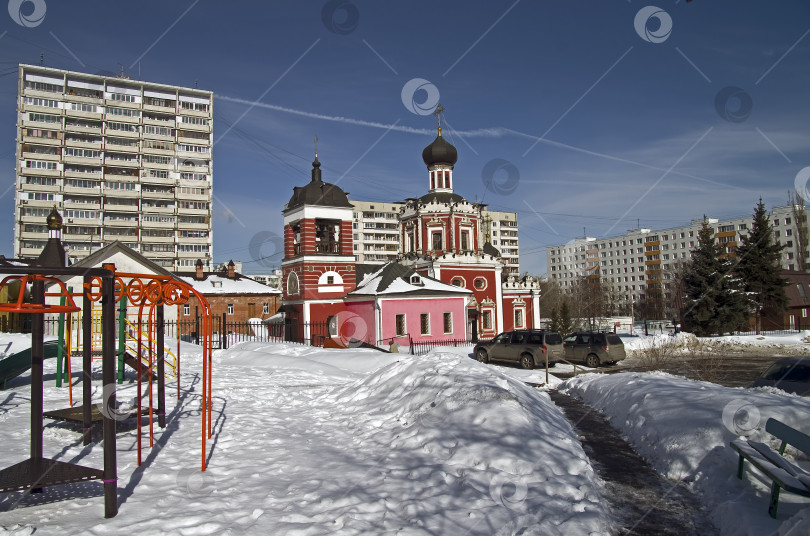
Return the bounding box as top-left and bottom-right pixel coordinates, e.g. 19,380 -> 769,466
183,304 -> 190,316
515,309 -> 524,328
443,312 -> 452,334
482,311 -> 492,330
395,314 -> 406,336
227,303 -> 234,315
420,313 -> 430,335
432,231 -> 442,251
474,277 -> 487,290
263,303 -> 269,315
451,277 -> 465,287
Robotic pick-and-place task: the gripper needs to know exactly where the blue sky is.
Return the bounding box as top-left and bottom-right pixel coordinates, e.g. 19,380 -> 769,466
1,0 -> 808,276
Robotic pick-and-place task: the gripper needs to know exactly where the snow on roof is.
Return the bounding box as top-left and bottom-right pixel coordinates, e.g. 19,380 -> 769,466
348,261 -> 471,297
176,273 -> 281,295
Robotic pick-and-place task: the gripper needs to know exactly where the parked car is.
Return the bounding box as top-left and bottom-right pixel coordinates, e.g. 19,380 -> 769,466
562,331 -> 626,368
750,357 -> 810,396
474,330 -> 564,369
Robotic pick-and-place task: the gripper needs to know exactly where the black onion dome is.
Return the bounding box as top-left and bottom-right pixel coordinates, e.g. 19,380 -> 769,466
286,156 -> 352,210
418,191 -> 466,205
422,133 -> 457,167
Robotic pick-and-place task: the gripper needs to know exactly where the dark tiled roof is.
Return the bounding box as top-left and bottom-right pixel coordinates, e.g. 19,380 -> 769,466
418,191 -> 467,205
483,241 -> 501,257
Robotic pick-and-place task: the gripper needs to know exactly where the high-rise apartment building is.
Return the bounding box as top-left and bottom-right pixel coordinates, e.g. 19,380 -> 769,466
546,204 -> 809,311
14,64 -> 213,270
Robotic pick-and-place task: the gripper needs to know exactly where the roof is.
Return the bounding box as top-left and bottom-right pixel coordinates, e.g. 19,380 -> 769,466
781,270 -> 810,308
175,271 -> 282,295
418,191 -> 467,205
348,261 -> 472,297
67,240 -> 175,277
285,156 -> 352,211
483,241 -> 501,258
422,132 -> 458,167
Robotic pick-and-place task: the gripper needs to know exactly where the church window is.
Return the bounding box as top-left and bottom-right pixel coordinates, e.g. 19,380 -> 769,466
395,314 -> 406,336
420,313 -> 430,335
432,231 -> 442,251
443,312 -> 453,334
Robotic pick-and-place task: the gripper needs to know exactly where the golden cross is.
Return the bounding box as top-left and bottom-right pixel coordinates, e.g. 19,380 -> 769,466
433,104 -> 445,130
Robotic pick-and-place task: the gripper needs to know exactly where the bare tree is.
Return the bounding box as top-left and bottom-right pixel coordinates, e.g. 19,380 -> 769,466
789,190 -> 808,271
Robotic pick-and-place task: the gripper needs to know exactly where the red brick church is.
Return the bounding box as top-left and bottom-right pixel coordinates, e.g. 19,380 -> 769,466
279,119 -> 540,346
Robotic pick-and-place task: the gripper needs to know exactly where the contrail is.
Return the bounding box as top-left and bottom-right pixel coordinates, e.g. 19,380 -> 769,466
214,94 -> 508,138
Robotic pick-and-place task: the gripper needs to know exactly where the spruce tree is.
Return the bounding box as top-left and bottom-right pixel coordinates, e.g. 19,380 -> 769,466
683,219 -> 722,336
734,200 -> 789,333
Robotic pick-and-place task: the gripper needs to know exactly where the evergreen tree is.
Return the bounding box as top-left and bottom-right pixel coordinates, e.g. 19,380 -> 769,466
548,306 -> 561,334
558,300 -> 575,336
734,200 -> 789,333
683,219 -> 723,336
682,218 -> 750,335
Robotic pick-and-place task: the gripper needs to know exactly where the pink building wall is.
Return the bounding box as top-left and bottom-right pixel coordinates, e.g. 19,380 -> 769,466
380,296 -> 467,343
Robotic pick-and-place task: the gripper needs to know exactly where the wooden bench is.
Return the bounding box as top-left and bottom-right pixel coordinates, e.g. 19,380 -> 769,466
730,418 -> 810,518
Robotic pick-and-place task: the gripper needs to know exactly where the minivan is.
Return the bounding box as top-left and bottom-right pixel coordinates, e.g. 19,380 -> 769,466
474,330 -> 564,369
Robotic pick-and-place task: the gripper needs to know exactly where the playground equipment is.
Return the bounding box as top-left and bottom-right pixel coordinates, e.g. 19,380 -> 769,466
0,207 -> 215,517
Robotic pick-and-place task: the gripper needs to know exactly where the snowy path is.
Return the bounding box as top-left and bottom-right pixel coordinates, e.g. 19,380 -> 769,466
548,390 -> 717,535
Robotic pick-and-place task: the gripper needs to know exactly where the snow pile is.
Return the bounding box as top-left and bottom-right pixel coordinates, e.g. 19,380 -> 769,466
620,331 -> 810,357
560,371 -> 810,536
0,340 -> 610,535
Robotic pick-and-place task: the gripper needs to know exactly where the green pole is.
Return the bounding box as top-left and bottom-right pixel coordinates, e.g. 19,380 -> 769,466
117,294 -> 127,384
56,291 -> 66,387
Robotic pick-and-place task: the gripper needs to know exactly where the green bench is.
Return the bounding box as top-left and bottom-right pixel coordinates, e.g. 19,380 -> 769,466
730,418 -> 810,518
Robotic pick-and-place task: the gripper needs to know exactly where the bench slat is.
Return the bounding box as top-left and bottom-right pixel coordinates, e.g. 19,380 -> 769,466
765,418 -> 810,456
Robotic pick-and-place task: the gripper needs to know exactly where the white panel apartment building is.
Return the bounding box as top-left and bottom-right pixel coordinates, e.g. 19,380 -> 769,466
546,205 -> 808,307
15,65 -> 213,270
351,200 -> 521,274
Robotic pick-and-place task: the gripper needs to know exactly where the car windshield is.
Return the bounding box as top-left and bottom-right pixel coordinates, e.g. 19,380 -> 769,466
606,334 -> 623,345
761,362 -> 810,382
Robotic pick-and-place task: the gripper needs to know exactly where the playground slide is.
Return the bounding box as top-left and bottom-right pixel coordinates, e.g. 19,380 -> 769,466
0,340 -> 64,389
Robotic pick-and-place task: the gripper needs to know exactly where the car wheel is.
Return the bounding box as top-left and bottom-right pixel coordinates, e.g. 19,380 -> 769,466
476,349 -> 489,364
585,354 -> 600,368
547,361 -> 556,368
520,353 -> 534,370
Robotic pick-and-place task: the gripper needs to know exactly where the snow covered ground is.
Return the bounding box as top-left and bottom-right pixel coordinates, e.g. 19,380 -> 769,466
0,334 -> 808,535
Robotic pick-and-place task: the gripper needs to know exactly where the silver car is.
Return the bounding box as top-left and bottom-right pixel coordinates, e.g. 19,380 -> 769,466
474,330 -> 564,369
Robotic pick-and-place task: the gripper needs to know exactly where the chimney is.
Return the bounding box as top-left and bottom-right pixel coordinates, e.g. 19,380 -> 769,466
195,259 -> 204,281
227,259 -> 235,279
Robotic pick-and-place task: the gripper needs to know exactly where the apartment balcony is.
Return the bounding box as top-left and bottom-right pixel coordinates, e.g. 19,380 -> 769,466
22,88 -> 64,100
20,246 -> 48,257
104,158 -> 139,168
102,218 -> 138,227
141,190 -> 174,199
142,103 -> 177,114
176,121 -> 210,132
21,104 -> 64,116
177,250 -> 208,258
64,186 -> 101,196
64,108 -> 103,121
141,145 -> 175,157
104,142 -> 139,153
141,132 -> 174,144
141,205 -> 175,214
142,249 -> 175,258
104,169 -> 139,180
178,207 -> 209,216
19,166 -> 61,178
104,188 -> 140,199
177,133 -> 211,144
175,191 -> 209,201
178,162 -> 210,173
64,200 -> 101,211
63,155 -> 102,166
178,176 -> 210,187
103,200 -> 139,211
140,235 -> 175,244
64,138 -> 102,150
176,221 -> 208,230
63,91 -> 101,103
63,169 -> 102,179
19,230 -> 48,240
21,135 -> 62,146
179,107 -> 211,118
179,236 -> 209,244
21,150 -> 60,161
21,118 -> 64,130
104,113 -> 139,124
141,219 -> 175,229
104,99 -> 140,109
142,116 -> 176,127
141,161 -> 173,171
64,216 -> 102,226
104,128 -> 139,138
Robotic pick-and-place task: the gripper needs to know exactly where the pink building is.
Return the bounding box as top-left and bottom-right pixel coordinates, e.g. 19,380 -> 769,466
344,262 -> 472,346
